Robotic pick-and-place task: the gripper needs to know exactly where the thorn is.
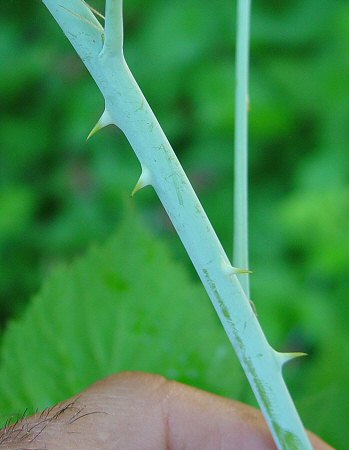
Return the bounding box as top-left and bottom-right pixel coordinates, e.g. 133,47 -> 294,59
233,267 -> 253,275
275,351 -> 307,366
86,109 -> 113,140
221,260 -> 252,276
131,166 -> 152,197
249,299 -> 258,316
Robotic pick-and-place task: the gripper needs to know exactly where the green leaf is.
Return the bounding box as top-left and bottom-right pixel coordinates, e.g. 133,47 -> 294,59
0,209 -> 243,416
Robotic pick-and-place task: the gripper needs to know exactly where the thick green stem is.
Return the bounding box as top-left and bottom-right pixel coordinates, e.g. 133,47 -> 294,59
234,0 -> 251,298
41,1 -> 313,448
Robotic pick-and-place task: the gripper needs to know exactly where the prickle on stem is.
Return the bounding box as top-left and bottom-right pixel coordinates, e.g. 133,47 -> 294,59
131,166 -> 152,197
221,259 -> 252,276
87,109 -> 113,140
275,351 -> 308,367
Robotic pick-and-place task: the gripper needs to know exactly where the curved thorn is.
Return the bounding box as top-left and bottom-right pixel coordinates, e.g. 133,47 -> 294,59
131,166 -> 152,197
86,109 -> 113,140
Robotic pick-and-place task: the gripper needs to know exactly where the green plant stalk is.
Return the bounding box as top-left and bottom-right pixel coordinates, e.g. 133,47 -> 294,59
41,1 -> 313,448
234,0 -> 251,298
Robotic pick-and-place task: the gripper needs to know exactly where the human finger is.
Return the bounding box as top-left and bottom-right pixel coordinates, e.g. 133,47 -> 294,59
0,371 -> 334,450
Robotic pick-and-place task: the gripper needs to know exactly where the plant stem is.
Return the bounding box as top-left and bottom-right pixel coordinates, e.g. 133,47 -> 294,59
234,0 -> 251,298
42,1 -> 314,448
103,0 -> 123,55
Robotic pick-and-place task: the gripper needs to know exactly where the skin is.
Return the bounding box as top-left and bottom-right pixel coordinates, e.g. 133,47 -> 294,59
0,372 -> 334,450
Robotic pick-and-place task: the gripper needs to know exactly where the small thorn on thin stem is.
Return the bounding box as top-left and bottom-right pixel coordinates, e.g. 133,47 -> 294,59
86,109 -> 113,140
275,351 -> 308,367
221,259 -> 252,276
131,166 -> 152,197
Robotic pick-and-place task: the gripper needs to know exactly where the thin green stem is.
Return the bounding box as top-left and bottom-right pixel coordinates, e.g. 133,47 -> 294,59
42,1 -> 314,447
233,0 -> 251,298
103,0 -> 123,55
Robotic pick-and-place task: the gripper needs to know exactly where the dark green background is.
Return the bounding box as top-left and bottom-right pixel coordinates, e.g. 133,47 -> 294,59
1,0 -> 348,447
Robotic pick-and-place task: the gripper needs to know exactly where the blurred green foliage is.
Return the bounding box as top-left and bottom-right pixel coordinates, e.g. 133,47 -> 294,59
1,0 -> 349,447
0,211 -> 244,414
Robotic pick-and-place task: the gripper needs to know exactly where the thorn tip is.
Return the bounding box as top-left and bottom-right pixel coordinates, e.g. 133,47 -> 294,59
131,166 -> 152,197
275,351 -> 308,366
86,109 -> 113,140
235,267 -> 253,275
221,260 -> 252,276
